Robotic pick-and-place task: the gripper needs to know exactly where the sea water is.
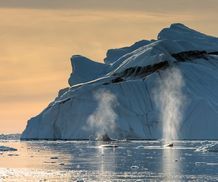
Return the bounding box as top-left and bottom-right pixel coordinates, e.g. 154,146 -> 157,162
0,135 -> 218,181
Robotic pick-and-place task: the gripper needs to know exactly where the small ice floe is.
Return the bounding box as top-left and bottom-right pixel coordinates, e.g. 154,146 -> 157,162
0,146 -> 17,152
195,162 -> 207,166
8,153 -> 19,156
194,162 -> 218,167
195,143 -> 218,153
44,161 -> 56,164
136,145 -> 145,149
0,134 -> 20,140
100,144 -> 118,148
206,163 -> 218,166
130,165 -> 139,170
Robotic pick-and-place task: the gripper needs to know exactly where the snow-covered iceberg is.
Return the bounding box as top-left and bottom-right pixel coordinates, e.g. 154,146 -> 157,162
21,23 -> 218,140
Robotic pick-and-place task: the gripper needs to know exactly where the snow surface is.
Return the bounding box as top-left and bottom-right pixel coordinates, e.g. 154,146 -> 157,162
21,23 -> 218,140
104,40 -> 150,64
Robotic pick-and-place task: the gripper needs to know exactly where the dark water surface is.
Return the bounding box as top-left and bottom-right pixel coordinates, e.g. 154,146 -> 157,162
0,139 -> 218,181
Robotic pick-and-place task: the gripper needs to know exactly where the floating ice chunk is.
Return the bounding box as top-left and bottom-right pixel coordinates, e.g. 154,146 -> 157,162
195,162 -> 206,166
8,153 -> 19,156
206,163 -> 218,166
136,145 -> 145,149
0,134 -> 20,140
131,165 -> 139,170
195,143 -> 218,152
0,146 -> 17,152
99,144 -> 118,148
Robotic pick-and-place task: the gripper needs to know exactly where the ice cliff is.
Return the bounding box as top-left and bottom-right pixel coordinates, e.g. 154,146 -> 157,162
21,23 -> 218,140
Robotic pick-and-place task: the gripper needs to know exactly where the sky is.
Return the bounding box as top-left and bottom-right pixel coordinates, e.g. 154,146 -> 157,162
1,0 -> 218,133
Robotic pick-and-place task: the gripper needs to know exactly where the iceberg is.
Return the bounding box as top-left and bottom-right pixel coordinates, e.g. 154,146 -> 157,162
21,24 -> 218,140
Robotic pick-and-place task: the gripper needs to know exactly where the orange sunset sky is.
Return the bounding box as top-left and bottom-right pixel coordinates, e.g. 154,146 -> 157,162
1,0 -> 218,133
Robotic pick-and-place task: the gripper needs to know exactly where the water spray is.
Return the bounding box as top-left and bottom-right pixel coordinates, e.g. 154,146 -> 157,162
154,66 -> 186,147
86,89 -> 118,141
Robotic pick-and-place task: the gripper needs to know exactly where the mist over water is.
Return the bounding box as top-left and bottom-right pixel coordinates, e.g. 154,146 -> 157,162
86,89 -> 118,139
154,67 -> 186,142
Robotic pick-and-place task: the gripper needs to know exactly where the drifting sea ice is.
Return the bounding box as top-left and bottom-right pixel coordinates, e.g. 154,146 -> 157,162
195,142 -> 218,153
0,146 -> 17,152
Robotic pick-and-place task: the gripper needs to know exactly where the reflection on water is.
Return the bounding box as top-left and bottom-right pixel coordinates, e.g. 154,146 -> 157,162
162,143 -> 181,181
97,143 -> 116,181
1,140 -> 218,181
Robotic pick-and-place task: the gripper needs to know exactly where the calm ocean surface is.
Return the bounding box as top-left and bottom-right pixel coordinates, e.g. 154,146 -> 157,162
0,135 -> 218,181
